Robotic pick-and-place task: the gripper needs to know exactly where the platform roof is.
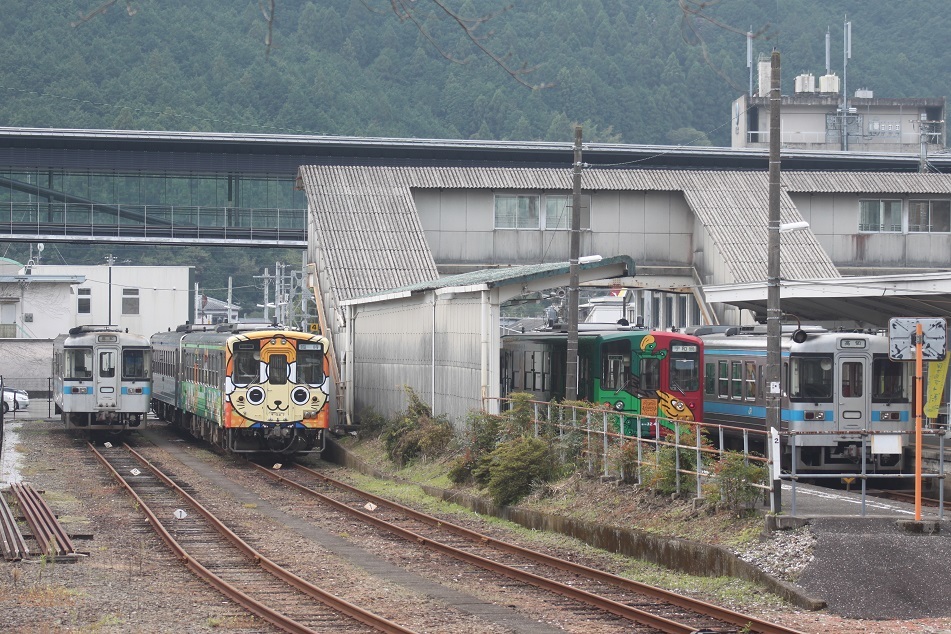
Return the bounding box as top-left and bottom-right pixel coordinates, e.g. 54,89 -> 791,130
704,272 -> 951,327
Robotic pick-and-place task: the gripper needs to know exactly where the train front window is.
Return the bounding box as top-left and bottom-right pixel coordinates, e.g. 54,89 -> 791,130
669,342 -> 700,392
233,348 -> 258,385
640,358 -> 660,391
841,361 -> 863,398
298,343 -> 325,385
122,349 -> 149,380
66,348 -> 93,379
269,355 -> 288,385
99,351 -> 116,378
872,356 -> 908,402
789,355 -> 833,401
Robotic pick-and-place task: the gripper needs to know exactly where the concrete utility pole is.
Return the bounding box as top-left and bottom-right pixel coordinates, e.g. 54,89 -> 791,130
566,125 -> 583,401
766,49 -> 783,513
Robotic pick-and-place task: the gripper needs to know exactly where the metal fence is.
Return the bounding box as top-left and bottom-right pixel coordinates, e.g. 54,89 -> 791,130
492,396 -> 947,518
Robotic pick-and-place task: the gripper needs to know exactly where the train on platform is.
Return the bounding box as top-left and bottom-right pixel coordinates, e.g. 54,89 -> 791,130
150,323 -> 332,455
52,325 -> 152,432
695,325 -> 914,474
501,325 -> 705,435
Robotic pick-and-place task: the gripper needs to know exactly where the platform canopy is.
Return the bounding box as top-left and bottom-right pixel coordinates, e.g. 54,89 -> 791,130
703,272 -> 951,328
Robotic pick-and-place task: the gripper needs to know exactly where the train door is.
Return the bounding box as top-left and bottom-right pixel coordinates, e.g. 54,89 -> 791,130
97,345 -> 120,409
837,354 -> 871,434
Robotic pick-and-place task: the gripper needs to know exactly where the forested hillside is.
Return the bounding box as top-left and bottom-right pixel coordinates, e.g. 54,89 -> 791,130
3,1 -> 949,146
1,0 -> 949,314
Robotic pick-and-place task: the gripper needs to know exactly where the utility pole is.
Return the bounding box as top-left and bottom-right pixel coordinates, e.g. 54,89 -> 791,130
254,269 -> 272,321
766,49 -> 783,513
105,253 -> 116,325
566,126 -> 583,400
227,276 -> 233,323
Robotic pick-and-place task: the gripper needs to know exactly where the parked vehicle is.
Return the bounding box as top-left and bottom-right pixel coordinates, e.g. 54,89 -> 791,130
2,386 -> 29,414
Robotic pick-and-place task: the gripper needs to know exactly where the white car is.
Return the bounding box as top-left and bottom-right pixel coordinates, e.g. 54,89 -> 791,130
2,387 -> 29,414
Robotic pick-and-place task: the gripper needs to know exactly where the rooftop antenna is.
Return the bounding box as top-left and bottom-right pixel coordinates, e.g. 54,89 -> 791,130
842,17 -> 852,150
825,28 -> 830,75
747,28 -> 753,96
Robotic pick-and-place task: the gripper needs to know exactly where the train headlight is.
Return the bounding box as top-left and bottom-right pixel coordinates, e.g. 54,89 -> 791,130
804,411 -> 825,421
614,400 -> 625,411
880,411 -> 901,421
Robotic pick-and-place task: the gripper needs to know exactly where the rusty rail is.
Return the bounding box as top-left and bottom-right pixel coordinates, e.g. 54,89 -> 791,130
10,482 -> 77,557
0,488 -> 29,560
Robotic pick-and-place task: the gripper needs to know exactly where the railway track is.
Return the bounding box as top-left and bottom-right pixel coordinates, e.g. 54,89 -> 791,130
88,441 -> 413,634
247,459 -> 807,634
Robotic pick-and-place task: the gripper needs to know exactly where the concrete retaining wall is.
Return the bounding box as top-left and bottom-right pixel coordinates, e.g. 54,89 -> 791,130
324,438 -> 826,611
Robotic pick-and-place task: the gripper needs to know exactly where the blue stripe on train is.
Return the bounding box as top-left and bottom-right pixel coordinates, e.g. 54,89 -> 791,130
704,400 -> 909,423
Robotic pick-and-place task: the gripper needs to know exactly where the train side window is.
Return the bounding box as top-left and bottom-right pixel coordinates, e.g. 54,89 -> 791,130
704,361 -> 715,395
841,361 -> 863,398
745,361 -> 757,400
99,351 -> 116,378
603,354 -> 625,391
730,361 -> 743,399
717,360 -> 729,398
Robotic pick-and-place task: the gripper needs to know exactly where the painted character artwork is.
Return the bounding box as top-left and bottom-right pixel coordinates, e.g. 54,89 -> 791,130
224,333 -> 330,427
655,390 -> 695,422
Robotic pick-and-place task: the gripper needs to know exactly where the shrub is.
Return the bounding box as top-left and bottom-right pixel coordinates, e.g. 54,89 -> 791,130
637,426 -> 709,496
380,386 -> 454,467
479,436 -> 555,506
704,451 -> 769,514
355,408 -> 386,437
448,410 -> 503,485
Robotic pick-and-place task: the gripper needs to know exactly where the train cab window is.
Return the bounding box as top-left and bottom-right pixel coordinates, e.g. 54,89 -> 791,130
122,349 -> 148,380
789,355 -> 833,401
99,351 -> 116,378
66,348 -> 93,379
872,356 -> 908,402
640,358 -> 660,391
841,361 -> 863,398
297,343 -> 326,385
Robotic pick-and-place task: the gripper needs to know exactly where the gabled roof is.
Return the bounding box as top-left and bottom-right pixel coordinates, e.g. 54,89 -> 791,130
299,165 -> 439,302
297,165 -> 845,293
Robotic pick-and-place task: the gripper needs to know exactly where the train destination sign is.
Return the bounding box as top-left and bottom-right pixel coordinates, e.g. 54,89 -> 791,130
888,317 -> 947,361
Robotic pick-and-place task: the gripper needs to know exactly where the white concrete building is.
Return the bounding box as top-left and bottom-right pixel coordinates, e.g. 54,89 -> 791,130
19,263 -> 193,338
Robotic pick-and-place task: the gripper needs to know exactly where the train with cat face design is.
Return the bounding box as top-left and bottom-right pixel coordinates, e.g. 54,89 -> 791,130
150,323 -> 332,455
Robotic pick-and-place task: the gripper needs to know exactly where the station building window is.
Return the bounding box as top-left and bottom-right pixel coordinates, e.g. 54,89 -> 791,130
859,199 -> 902,232
78,288 -> 91,314
122,288 -> 139,315
908,200 -> 951,233
495,193 -> 591,230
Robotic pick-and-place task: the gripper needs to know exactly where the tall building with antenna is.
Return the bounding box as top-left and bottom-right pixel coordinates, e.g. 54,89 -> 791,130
731,25 -> 945,158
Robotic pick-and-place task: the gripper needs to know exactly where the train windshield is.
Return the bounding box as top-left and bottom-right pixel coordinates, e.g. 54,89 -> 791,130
669,342 -> 700,392
122,348 -> 149,380
297,343 -> 325,385
65,348 -> 93,379
872,356 -> 908,402
788,354 -> 834,401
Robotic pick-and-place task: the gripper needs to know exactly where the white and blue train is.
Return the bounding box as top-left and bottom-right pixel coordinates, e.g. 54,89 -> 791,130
695,325 -> 913,474
52,325 -> 151,431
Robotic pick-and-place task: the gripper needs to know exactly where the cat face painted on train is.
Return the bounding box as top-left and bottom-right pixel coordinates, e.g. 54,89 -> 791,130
225,334 -> 329,425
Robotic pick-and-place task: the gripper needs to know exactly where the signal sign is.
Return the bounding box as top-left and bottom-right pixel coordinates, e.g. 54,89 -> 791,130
888,317 -> 947,361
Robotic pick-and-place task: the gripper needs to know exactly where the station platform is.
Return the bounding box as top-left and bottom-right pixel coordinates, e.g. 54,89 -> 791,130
771,479 -> 945,523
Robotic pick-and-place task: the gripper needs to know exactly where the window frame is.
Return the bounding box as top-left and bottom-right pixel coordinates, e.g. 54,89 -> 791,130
859,199 -> 902,233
